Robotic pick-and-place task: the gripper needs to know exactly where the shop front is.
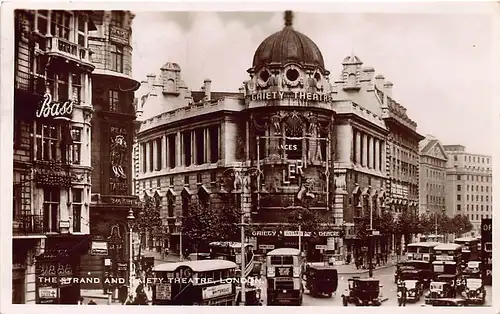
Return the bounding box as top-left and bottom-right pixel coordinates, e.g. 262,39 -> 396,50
35,244 -> 85,304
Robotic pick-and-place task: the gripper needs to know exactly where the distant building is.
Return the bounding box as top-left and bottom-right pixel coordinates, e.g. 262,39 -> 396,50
444,145 -> 492,235
418,135 -> 448,215
379,80 -> 424,218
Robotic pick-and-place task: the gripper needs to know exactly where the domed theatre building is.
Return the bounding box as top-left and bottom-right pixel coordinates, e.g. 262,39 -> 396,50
134,11 -> 422,261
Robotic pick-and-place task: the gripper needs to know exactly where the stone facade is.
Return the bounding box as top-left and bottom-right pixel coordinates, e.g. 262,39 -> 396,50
418,135 -> 448,215
444,145 -> 492,235
80,10 -> 141,291
13,10 -> 95,304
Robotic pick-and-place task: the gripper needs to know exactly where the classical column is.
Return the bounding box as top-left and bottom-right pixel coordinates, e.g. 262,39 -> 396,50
374,138 -> 380,171
153,139 -> 158,171
191,131 -> 196,165
145,141 -> 151,173
362,133 -> 368,167
381,141 -> 386,173
368,136 -> 374,169
336,124 -> 353,163
162,135 -> 167,169
205,128 -> 211,163
355,130 -> 361,165
176,131 -> 182,167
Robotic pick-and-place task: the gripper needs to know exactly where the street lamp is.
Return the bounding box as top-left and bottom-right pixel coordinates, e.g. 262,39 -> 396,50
222,166 -> 262,306
126,209 -> 135,295
178,215 -> 183,262
298,213 -> 303,253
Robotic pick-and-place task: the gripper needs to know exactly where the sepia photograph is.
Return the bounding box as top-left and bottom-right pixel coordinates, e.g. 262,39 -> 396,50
3,1 -> 496,309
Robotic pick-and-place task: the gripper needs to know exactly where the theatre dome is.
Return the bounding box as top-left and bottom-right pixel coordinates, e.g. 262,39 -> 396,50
250,11 -> 327,74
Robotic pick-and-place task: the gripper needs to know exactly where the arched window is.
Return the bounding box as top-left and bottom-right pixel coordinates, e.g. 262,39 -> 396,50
198,186 -> 210,209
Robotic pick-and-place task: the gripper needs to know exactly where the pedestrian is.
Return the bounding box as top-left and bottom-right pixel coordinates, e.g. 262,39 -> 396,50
88,299 -> 97,305
78,297 -> 84,305
134,283 -> 149,305
397,282 -> 407,307
346,253 -> 351,265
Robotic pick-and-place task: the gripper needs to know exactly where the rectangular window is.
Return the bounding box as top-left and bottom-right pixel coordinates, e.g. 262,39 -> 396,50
208,125 -> 220,163
148,141 -> 154,172
457,184 -> 461,191
183,131 -> 192,166
72,188 -> 82,232
110,44 -> 124,73
481,205 -> 484,211
37,10 -> 49,34
157,178 -> 161,188
454,156 -> 457,161
168,134 -> 176,168
108,89 -> 120,112
195,129 -> 205,165
13,184 -> 21,219
486,196 -> 489,202
466,194 -> 469,201
457,204 -> 461,211
197,173 -> 202,184
57,72 -> 69,101
69,127 -> 82,164
110,11 -> 124,27
457,194 -> 461,201
141,143 -> 147,173
184,175 -> 189,185
71,73 -> 82,102
457,175 -> 461,181
50,10 -> 71,40
77,16 -> 85,47
35,123 -> 59,161
43,188 -> 60,233
169,176 -> 174,186
210,172 -> 216,183
156,138 -> 162,171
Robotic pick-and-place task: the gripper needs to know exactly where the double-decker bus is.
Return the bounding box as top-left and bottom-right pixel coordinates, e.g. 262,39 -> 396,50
432,243 -> 462,277
454,237 -> 480,263
209,242 -> 255,278
406,242 -> 440,262
266,248 -> 304,305
152,260 -> 238,305
419,234 -> 445,243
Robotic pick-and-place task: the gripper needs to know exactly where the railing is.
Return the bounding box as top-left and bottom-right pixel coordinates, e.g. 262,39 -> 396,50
13,214 -> 45,235
46,37 -> 91,64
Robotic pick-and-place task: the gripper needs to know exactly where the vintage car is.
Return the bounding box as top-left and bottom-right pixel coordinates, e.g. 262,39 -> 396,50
461,278 -> 486,305
436,274 -> 460,296
425,281 -> 455,304
402,280 -> 423,302
341,277 -> 382,306
303,263 -> 338,297
463,261 -> 482,279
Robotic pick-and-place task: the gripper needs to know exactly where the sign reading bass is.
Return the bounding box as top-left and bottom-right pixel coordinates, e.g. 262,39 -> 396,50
36,93 -> 75,120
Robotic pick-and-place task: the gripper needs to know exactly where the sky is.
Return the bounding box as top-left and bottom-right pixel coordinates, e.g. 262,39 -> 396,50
131,5 -> 495,155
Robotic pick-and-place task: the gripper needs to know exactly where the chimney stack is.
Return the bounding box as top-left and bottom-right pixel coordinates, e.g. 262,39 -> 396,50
383,81 -> 393,98
146,73 -> 156,90
374,74 -> 385,90
362,67 -> 375,91
204,78 -> 212,101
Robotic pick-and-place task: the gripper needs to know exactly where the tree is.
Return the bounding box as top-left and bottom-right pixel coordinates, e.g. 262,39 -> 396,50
451,214 -> 473,236
287,207 -> 332,232
394,209 -> 421,244
131,193 -> 163,259
218,196 -> 242,242
181,201 -> 221,254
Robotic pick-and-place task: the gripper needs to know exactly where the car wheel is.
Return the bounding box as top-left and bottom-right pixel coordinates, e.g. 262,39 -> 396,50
342,296 -> 348,306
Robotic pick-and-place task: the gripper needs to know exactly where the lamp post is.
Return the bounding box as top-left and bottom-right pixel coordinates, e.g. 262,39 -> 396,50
298,213 -> 303,253
126,209 -> 135,296
178,215 -> 183,262
222,166 -> 262,306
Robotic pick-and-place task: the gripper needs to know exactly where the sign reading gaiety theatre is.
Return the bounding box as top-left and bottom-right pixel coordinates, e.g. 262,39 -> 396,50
249,91 -> 332,102
36,93 -> 74,121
